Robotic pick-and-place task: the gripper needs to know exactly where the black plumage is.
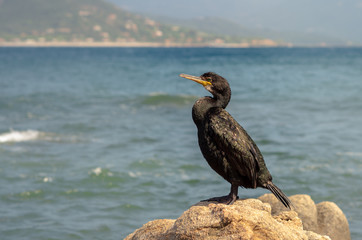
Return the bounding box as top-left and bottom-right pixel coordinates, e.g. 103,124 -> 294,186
180,72 -> 291,209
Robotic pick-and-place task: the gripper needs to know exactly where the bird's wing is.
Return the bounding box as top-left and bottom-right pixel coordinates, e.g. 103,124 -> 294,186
207,108 -> 260,188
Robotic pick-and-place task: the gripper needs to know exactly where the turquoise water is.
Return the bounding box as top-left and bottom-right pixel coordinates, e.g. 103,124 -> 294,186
1,47 -> 362,239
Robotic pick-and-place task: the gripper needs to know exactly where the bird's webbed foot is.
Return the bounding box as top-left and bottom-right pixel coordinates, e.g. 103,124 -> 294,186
201,195 -> 239,205
201,184 -> 239,205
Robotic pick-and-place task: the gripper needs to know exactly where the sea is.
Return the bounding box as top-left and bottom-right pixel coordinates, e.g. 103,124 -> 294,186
0,47 -> 361,239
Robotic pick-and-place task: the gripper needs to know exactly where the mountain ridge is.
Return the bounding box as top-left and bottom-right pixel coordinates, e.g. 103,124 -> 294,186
0,0 -> 289,47
0,0 -> 343,47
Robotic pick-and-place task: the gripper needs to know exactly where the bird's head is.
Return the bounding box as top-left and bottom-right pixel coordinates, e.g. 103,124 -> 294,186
180,72 -> 230,96
180,72 -> 231,107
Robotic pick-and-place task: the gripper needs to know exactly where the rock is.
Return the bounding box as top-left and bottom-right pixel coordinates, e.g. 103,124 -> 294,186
259,194 -> 350,240
259,194 -> 319,232
305,231 -> 331,240
125,219 -> 175,240
125,197 -> 332,240
317,201 -> 350,240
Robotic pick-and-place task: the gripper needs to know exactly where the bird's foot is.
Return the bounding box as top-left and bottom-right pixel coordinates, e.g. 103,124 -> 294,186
201,195 -> 239,205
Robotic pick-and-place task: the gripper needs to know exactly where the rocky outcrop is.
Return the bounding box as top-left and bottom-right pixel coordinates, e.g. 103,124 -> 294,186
258,194 -> 350,240
125,194 -> 350,240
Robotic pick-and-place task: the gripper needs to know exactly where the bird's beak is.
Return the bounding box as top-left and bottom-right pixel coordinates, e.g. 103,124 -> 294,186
179,73 -> 212,86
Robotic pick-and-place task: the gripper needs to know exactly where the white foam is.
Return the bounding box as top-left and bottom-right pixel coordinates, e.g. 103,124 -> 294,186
91,167 -> 103,176
0,129 -> 42,143
43,177 -> 53,183
90,167 -> 113,177
128,171 -> 142,178
337,152 -> 362,157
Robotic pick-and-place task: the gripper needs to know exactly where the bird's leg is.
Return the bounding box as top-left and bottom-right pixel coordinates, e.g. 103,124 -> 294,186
201,183 -> 239,205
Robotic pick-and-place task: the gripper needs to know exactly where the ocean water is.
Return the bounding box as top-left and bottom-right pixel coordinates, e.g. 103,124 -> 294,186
0,47 -> 361,239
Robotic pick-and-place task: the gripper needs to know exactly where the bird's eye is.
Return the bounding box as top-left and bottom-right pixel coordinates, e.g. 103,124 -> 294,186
206,77 -> 212,82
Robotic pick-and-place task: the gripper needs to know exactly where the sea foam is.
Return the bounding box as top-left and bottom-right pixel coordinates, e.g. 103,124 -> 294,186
0,129 -> 42,143
337,152 -> 362,157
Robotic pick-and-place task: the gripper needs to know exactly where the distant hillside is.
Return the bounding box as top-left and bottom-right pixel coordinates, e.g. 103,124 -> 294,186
0,0 -> 248,45
153,16 -> 264,39
153,16 -> 346,46
0,0 -> 286,46
0,0 -> 218,44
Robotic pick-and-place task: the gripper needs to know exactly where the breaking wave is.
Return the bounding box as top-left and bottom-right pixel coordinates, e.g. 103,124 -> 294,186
0,129 -> 44,143
0,129 -> 83,144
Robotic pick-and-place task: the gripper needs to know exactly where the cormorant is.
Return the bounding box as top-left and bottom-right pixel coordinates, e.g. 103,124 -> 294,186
180,72 -> 291,209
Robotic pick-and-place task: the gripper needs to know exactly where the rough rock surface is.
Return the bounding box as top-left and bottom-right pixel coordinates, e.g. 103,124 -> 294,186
259,194 -> 350,240
125,194 -> 348,240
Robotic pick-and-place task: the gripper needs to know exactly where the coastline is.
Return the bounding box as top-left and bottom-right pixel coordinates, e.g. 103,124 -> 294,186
1,41 -> 360,48
0,41 -> 289,48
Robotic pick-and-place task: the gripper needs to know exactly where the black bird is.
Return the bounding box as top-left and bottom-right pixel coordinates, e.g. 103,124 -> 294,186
180,72 -> 291,209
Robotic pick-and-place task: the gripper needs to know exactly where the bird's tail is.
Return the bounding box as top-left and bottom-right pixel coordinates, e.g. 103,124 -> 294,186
265,181 -> 292,210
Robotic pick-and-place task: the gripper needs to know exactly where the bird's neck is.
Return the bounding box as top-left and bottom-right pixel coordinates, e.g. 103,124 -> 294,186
192,91 -> 231,126
214,88 -> 231,109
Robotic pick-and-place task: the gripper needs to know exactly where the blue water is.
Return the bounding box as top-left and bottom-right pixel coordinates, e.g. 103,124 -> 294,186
0,47 -> 361,239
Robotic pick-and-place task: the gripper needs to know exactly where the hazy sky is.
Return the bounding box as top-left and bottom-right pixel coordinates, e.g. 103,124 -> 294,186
108,0 -> 362,43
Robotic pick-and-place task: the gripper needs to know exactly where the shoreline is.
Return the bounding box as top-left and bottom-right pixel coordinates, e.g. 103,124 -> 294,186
0,41 -> 275,48
1,41 -> 359,48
